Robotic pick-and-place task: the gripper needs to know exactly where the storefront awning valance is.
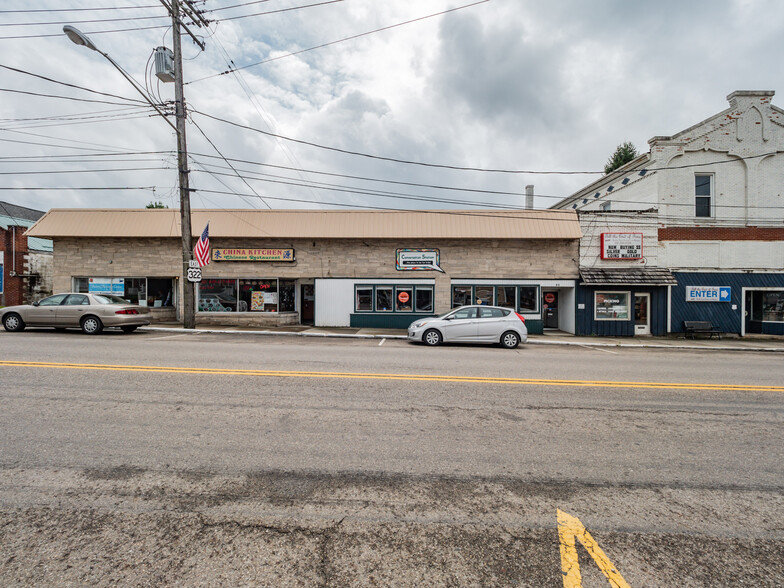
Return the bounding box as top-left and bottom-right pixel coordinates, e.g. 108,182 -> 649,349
580,267 -> 678,286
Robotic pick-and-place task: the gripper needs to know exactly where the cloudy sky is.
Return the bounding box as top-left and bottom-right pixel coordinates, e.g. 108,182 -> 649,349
2,0 -> 783,214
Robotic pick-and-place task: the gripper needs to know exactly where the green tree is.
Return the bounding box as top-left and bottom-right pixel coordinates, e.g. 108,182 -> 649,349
604,141 -> 638,174
146,201 -> 168,208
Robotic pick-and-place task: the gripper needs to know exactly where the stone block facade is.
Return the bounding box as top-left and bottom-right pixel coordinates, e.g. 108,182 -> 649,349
52,236 -> 579,323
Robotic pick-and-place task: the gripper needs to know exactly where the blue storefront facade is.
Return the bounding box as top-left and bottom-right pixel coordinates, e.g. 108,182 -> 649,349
575,284 -> 669,336
671,273 -> 784,336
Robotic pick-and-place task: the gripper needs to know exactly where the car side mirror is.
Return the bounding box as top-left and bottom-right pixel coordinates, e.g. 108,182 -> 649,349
32,301 -> 39,307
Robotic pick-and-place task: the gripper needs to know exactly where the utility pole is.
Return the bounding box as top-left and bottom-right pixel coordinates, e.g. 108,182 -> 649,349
169,0 -> 196,328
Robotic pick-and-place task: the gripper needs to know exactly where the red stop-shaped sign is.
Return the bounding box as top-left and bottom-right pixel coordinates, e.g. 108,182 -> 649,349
544,293 -> 555,304
398,291 -> 410,303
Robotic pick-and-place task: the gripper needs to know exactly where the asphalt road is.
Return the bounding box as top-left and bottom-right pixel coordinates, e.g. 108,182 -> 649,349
1,330 -> 783,587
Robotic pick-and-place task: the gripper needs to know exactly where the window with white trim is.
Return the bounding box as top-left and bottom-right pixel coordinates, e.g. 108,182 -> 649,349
695,174 -> 713,217
594,291 -> 631,320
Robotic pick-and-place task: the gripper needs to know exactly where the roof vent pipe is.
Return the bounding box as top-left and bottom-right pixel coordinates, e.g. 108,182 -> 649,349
525,185 -> 534,209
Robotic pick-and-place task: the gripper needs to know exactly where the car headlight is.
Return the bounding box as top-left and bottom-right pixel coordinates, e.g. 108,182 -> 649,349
412,320 -> 430,328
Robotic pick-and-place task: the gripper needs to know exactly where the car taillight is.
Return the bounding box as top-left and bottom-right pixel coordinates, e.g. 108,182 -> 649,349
115,309 -> 139,315
515,312 -> 526,323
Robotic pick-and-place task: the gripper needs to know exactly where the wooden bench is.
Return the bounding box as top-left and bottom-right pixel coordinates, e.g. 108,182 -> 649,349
683,321 -> 723,339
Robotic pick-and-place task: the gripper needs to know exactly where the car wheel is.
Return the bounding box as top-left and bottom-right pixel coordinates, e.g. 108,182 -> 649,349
121,325 -> 138,333
423,329 -> 442,346
81,316 -> 103,335
500,331 -> 520,349
3,313 -> 25,332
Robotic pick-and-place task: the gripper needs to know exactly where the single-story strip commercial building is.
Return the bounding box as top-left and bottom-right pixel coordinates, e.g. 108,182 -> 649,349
26,208 -> 582,334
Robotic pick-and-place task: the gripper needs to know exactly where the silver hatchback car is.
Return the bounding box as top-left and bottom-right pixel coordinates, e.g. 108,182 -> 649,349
408,305 -> 528,349
1,292 -> 151,334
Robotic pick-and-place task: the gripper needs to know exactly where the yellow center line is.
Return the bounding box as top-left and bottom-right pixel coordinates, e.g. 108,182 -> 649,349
1,360 -> 782,392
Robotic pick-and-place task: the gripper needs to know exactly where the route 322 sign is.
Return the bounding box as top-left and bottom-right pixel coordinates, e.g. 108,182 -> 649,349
187,260 -> 202,283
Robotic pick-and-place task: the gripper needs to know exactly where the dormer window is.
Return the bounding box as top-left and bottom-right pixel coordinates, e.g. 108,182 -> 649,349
695,174 -> 713,217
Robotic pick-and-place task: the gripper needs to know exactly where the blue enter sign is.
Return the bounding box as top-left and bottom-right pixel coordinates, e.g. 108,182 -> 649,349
686,286 -> 731,302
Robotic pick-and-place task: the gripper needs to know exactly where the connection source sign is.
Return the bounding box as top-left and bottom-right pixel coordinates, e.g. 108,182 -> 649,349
396,248 -> 445,272
686,286 -> 731,302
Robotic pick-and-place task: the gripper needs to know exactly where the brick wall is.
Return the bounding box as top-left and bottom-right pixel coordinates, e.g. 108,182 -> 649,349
1,225 -> 31,306
659,226 -> 784,241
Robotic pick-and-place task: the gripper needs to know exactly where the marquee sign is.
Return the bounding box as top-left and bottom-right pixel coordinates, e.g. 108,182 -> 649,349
212,248 -> 295,262
600,233 -> 643,260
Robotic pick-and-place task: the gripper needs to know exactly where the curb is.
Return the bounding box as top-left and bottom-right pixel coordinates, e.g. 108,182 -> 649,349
138,326 -> 784,352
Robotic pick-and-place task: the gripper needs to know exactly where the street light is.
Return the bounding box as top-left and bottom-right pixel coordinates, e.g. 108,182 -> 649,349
63,25 -> 196,329
63,26 -> 175,131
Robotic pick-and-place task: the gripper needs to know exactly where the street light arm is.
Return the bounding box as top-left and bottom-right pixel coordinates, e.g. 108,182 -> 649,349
97,49 -> 178,132
62,25 -> 177,132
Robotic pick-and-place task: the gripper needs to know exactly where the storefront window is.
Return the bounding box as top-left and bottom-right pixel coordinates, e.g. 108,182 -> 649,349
199,279 -> 237,312
73,277 -> 89,293
73,277 -> 173,307
474,286 -> 493,305
396,287 -> 413,312
376,287 -> 393,312
124,278 -> 146,305
356,287 -> 373,311
279,280 -> 296,312
762,291 -> 784,322
452,286 -> 471,307
519,286 -> 538,312
496,286 -> 516,309
595,291 -> 630,320
415,287 -> 433,312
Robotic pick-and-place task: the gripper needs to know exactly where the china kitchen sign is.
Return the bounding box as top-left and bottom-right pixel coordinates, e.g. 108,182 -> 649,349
212,248 -> 294,262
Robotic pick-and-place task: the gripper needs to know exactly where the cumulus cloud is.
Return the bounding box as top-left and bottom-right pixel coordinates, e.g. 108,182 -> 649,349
1,0 -> 783,212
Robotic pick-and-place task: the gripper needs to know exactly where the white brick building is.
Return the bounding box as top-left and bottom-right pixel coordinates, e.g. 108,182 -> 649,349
554,91 -> 784,336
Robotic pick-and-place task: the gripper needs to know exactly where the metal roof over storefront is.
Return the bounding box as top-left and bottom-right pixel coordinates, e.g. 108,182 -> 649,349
26,209 -> 582,240
580,267 -> 678,286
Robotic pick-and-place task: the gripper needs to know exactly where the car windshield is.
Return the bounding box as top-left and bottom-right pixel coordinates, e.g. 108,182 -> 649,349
93,294 -> 131,305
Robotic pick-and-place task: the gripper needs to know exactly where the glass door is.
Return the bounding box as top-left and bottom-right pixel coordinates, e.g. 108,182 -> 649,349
634,293 -> 650,335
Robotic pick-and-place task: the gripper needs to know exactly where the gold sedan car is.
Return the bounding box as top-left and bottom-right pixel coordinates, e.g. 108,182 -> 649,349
1,293 -> 151,335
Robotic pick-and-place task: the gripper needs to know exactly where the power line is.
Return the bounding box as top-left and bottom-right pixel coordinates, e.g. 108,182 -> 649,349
0,23 -> 173,40
0,166 -> 171,175
0,4 -> 161,14
188,0 -> 491,83
0,150 -> 173,160
188,153 -> 529,196
189,117 -> 266,208
217,0 -> 344,22
204,0 -> 271,12
0,87 -> 156,107
0,64 -> 148,104
0,186 -> 157,191
201,18 -> 325,205
0,113 -> 157,131
0,105 -> 150,123
189,109 -> 602,174
0,12 -> 169,27
194,187 -> 784,226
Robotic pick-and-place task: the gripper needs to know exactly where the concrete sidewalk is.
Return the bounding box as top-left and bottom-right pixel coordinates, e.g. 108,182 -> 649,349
141,323 -> 784,352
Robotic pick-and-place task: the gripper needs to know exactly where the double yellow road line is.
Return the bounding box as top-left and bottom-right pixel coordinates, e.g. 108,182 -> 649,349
1,360 -> 783,392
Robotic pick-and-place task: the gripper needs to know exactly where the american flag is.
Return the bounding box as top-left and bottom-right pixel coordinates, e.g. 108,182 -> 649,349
194,223 -> 210,266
